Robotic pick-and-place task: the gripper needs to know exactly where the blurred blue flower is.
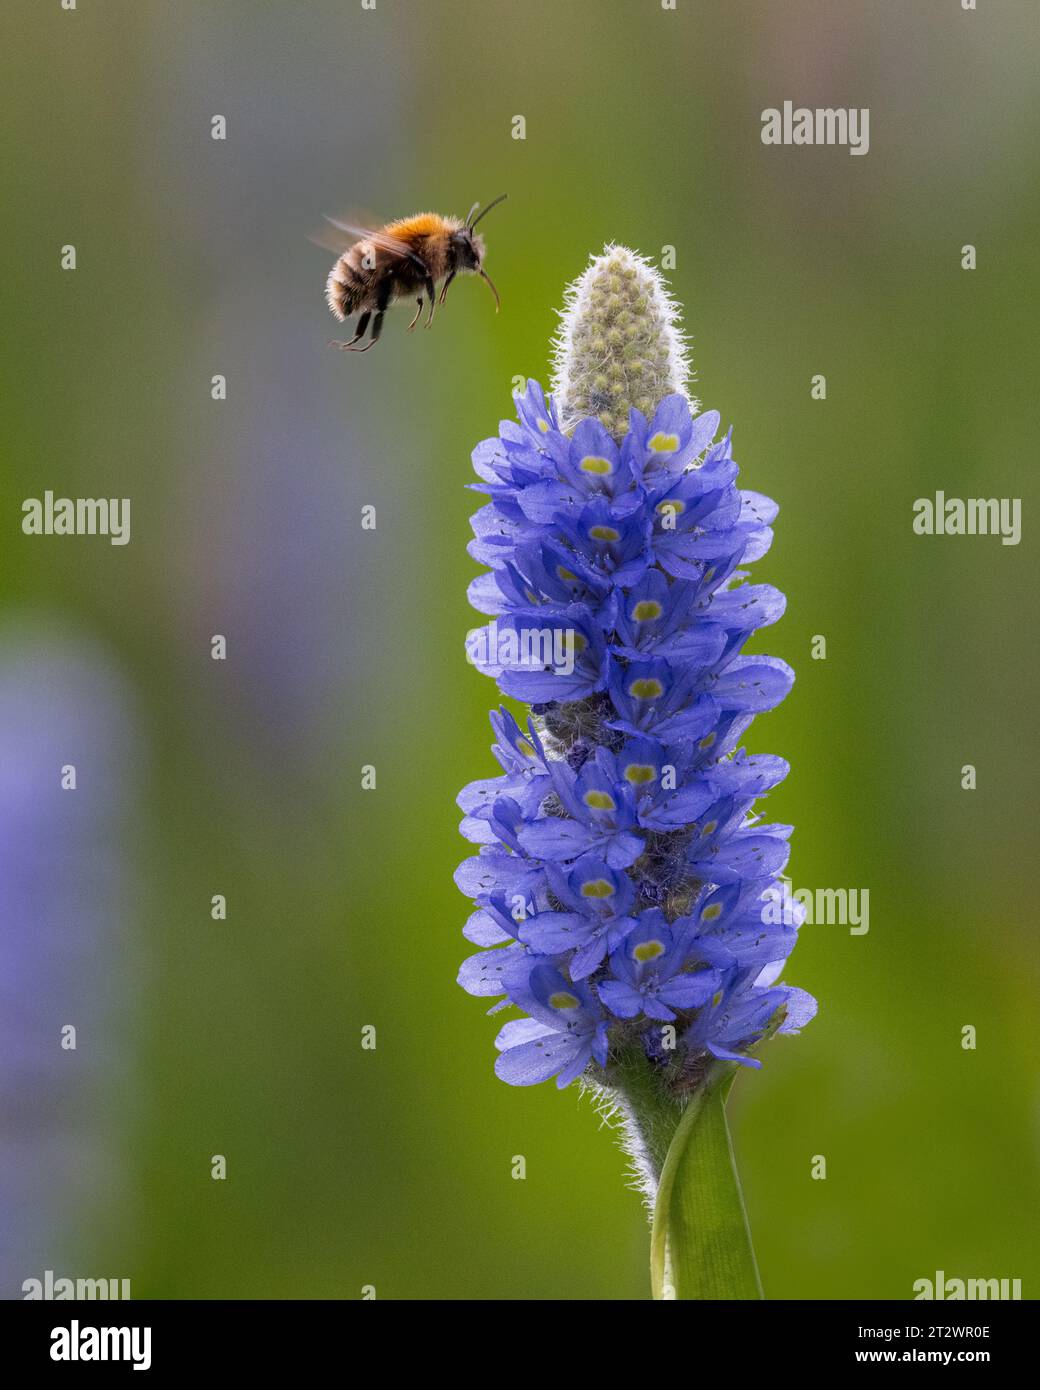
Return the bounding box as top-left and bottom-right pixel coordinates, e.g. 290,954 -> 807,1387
0,623 -> 140,1293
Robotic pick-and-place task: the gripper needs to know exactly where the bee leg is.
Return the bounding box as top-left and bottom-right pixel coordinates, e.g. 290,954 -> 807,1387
438,270 -> 457,306
406,298 -> 423,332
329,312 -> 371,349
423,276 -> 437,327
351,280 -> 392,352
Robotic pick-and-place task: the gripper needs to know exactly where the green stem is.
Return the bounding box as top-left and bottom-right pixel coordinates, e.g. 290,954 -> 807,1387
648,1063 -> 763,1300
609,1052 -> 765,1300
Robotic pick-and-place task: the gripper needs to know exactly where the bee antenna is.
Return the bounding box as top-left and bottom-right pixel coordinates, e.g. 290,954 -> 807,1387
468,193 -> 508,230
464,201 -> 481,227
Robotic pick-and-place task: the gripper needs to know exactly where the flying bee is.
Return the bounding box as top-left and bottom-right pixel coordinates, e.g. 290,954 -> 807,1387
320,195 -> 507,352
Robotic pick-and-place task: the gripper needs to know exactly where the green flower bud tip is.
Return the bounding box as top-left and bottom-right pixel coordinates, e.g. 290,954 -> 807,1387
551,244 -> 695,438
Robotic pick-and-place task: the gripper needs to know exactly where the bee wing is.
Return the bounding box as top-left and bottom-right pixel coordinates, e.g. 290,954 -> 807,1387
320,216 -> 430,272
307,223 -> 357,256
306,204 -> 386,255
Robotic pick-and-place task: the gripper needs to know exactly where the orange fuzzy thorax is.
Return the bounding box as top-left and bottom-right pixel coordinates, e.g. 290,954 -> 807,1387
384,212 -> 461,240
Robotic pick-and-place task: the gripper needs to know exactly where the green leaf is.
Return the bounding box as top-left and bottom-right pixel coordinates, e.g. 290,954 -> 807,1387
649,1065 -> 763,1300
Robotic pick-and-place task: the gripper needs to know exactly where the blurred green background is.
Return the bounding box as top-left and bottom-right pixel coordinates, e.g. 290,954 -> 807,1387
2,0 -> 1037,1299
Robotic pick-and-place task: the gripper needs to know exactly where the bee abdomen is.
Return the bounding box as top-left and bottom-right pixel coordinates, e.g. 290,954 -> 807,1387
325,258 -> 365,321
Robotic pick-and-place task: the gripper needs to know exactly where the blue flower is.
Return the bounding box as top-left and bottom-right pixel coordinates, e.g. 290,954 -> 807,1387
612,569 -> 726,664
517,749 -> 644,869
682,970 -> 818,1068
494,966 -> 610,1088
626,400 -> 722,486
457,248 -> 814,1094
606,656 -> 719,744
598,913 -> 722,1022
468,538 -> 616,624
521,855 -> 638,978
467,606 -> 609,703
553,494 -> 652,585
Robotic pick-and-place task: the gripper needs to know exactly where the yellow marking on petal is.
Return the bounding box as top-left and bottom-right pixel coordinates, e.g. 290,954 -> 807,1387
633,939 -> 666,962
537,418 -> 550,434
589,525 -> 621,542
517,739 -> 536,758
524,588 -> 538,602
698,732 -> 717,749
702,820 -> 718,836
648,431 -> 680,453
701,902 -> 723,922
548,990 -> 579,1010
580,455 -> 613,475
583,790 -> 616,811
624,763 -> 657,785
712,990 -> 723,1007
656,498 -> 685,515
581,879 -> 614,899
556,566 -> 578,582
628,677 -> 664,700
632,599 -> 663,622
704,567 -> 716,582
571,633 -> 588,654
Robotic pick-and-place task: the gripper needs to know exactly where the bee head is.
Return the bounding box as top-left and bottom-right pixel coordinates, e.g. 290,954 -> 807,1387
451,227 -> 485,271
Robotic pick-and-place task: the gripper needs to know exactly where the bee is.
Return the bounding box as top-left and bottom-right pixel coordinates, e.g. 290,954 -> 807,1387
321,195 -> 507,352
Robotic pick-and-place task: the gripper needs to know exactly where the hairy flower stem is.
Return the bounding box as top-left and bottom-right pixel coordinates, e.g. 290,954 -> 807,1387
607,1050 -> 686,1190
